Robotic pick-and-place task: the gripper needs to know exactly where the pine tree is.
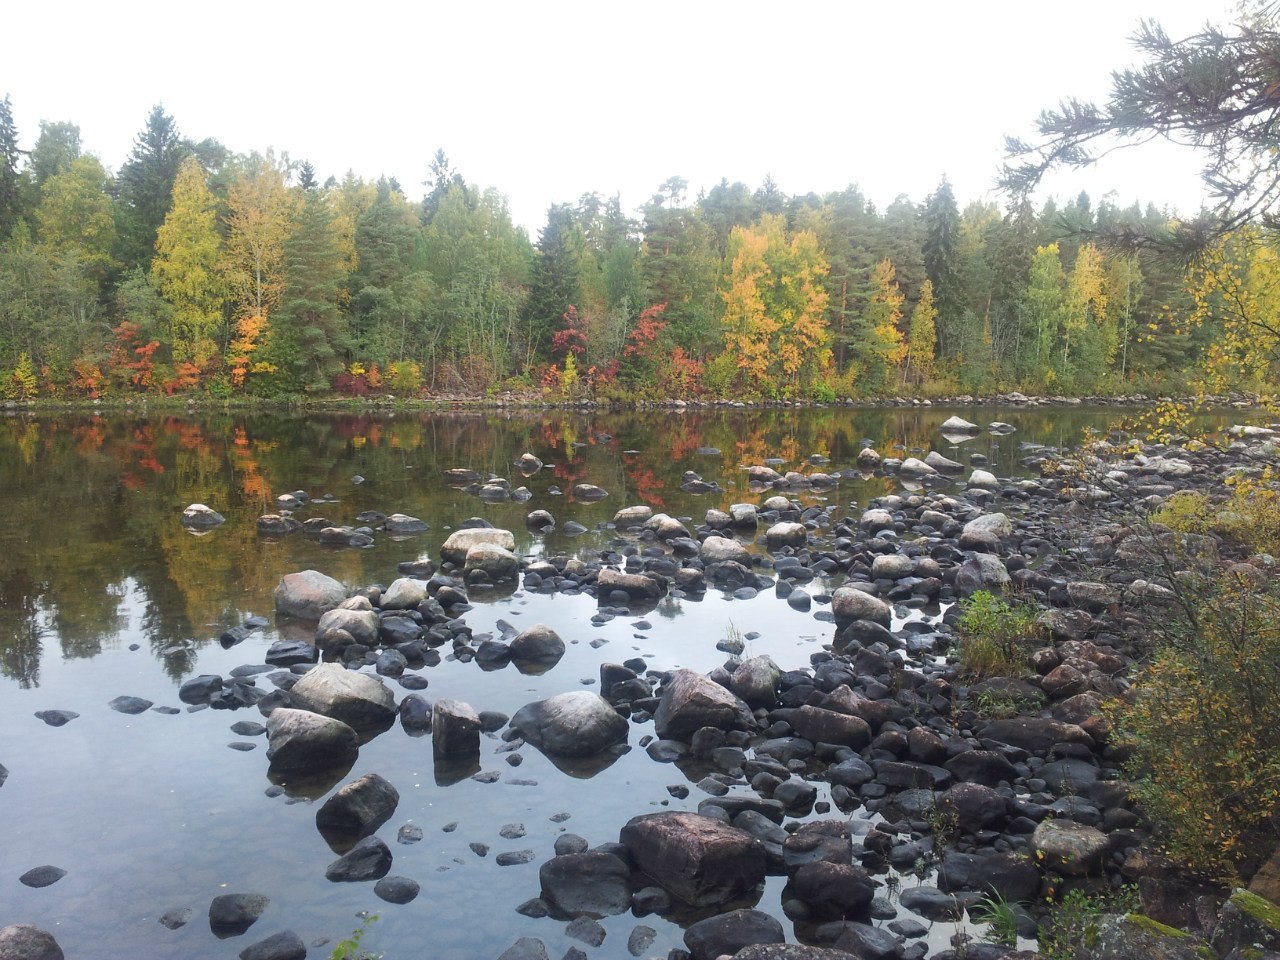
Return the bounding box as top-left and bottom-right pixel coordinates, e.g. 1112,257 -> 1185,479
276,188 -> 350,389
523,204 -> 581,363
116,105 -> 187,270
905,278 -> 938,383
0,94 -> 20,240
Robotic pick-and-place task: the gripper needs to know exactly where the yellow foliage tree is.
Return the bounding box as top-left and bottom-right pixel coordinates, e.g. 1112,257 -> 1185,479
718,215 -> 830,396
904,278 -> 937,384
224,152 -> 298,324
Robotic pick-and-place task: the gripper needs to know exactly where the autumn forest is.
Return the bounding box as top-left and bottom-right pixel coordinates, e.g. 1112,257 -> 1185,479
0,99 -> 1274,405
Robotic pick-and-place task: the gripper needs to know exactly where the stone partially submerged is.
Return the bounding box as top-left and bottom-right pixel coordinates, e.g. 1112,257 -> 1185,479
288,662 -> 397,730
620,811 -> 767,907
653,669 -> 752,740
509,692 -> 628,758
264,707 -> 359,773
274,570 -> 347,620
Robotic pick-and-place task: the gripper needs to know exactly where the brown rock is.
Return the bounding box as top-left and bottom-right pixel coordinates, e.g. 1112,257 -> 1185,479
620,811 -> 766,907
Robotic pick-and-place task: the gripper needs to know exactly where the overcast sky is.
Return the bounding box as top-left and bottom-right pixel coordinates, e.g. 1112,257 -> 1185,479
7,0 -> 1236,234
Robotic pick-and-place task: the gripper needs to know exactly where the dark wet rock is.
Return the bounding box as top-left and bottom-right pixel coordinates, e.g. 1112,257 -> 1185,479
527,510 -> 555,531
237,930 -> 306,960
108,695 -> 153,715
1213,889 -> 1280,956
730,655 -> 782,709
898,885 -> 964,921
316,773 -> 399,844
432,699 -> 480,756
938,849 -> 1040,902
18,865 -> 65,888
1032,819 -> 1108,876
812,921 -> 903,959
510,692 -> 627,758
399,694 -> 432,735
325,835 -> 392,882
787,860 -> 875,920
980,717 -> 1093,755
497,938 -> 549,960
0,925 -> 63,960
944,750 -> 1018,787
288,662 -> 396,729
684,909 -> 784,960
937,782 -> 1010,832
178,675 -> 223,704
157,906 -> 193,929
734,947 -> 859,960
620,811 -> 767,907
0,763 -> 7,788
264,707 -> 359,772
256,514 -> 300,536
572,483 -> 609,501
209,893 -> 269,938
273,570 -> 346,620
231,720 -> 266,736
654,669 -> 752,741
792,705 -> 872,750
265,639 -> 317,667
539,850 -> 631,917
397,823 -> 423,844
373,875 -> 420,904
510,624 -> 566,665
627,925 -> 656,956
374,649 -> 407,677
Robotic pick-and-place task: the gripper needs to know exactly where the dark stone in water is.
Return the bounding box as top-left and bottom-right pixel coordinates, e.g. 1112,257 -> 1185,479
209,893 -> 269,938
231,721 -> 266,737
158,906 -> 192,930
373,875 -> 420,904
34,710 -> 78,727
497,939 -> 549,960
228,741 -> 257,751
237,930 -> 306,960
497,849 -> 536,866
566,916 -> 606,946
152,706 -> 181,715
265,640 -> 316,667
220,625 -> 252,648
397,823 -> 424,844
19,865 -> 66,888
109,696 -> 153,714
0,763 -> 7,788
324,835 -> 392,882
178,675 -> 223,705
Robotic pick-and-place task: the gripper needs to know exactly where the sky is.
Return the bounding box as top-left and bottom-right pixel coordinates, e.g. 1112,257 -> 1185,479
6,0 -> 1239,235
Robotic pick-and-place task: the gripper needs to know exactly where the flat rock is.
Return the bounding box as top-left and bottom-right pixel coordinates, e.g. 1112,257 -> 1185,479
510,692 -> 627,758
288,662 -> 396,729
325,835 -> 392,882
18,865 -> 65,888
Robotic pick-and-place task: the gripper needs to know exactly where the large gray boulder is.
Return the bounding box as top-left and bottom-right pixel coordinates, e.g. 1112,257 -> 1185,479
765,522 -> 807,550
538,850 -> 631,918
654,669 -> 751,740
464,543 -> 520,580
264,707 -> 359,772
440,528 -> 515,565
940,415 -> 981,434
379,577 -> 428,610
509,624 -> 566,665
0,925 -> 63,960
701,536 -> 751,565
1083,913 -> 1213,960
831,587 -> 892,627
684,909 -> 784,960
314,605 -> 379,649
620,812 -> 766,907
274,570 -> 346,620
288,662 -> 396,729
509,692 -> 627,758
181,503 -> 225,529
597,568 -> 666,601
959,512 -> 1013,551
325,835 -> 392,882
954,553 -> 1011,596
384,514 -> 428,535
432,699 -> 480,756
1032,819 -> 1108,876
730,656 -> 782,709
612,505 -> 653,529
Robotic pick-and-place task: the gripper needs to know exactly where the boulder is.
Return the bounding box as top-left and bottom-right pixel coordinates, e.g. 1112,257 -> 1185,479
613,505 -> 653,529
730,656 -> 782,709
937,849 -> 1040,902
264,708 -> 359,772
384,514 -> 428,535
701,536 -> 751,565
765,522 -> 808,550
954,554 -> 1010,596
730,503 -> 759,528
379,578 -> 428,610
968,469 -> 1000,489
0,925 -> 63,960
620,812 -> 767,907
314,606 -> 379,649
289,662 -> 396,729
539,850 -> 631,918
440,528 -> 515,565
936,783 -> 1010,832
316,773 -> 400,842
238,930 -> 306,960
509,624 -> 566,665
274,570 -> 347,620
432,699 -> 480,756
257,514 -> 300,536
597,568 -> 666,601
831,587 -> 892,627
654,669 -> 751,740
181,503 -> 225,529
941,416 -> 981,434
787,861 -> 876,920
924,450 -> 963,473
644,513 -> 691,540
324,835 -> 392,882
572,483 -> 609,501
898,457 -> 938,479
1032,819 -> 1110,877
1085,913 -> 1212,960
1212,889 -> 1280,957
959,513 -> 1013,551
509,692 -> 627,758
208,893 -> 270,937
870,554 -> 914,581
791,706 -> 871,750
517,452 -> 543,473
464,543 -> 520,580
684,909 -> 784,960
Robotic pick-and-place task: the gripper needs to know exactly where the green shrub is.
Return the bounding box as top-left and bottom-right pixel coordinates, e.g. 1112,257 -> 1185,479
1115,575 -> 1280,881
955,590 -> 1043,679
1037,886 -> 1138,960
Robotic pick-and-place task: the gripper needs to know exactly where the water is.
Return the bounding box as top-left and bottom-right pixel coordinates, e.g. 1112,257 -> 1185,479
0,404 -> 1227,959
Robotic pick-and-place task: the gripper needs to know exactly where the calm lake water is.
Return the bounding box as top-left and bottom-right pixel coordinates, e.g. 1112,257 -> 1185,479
0,404 -> 1225,960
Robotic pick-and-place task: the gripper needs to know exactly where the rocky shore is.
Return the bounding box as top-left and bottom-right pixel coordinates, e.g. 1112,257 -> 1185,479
9,416 -> 1280,960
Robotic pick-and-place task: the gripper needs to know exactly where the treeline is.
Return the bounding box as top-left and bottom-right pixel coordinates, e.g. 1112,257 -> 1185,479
0,98 -> 1275,402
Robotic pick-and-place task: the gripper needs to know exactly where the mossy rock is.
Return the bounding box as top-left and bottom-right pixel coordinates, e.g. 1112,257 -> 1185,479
1075,913 -> 1212,959
1211,889 -> 1280,957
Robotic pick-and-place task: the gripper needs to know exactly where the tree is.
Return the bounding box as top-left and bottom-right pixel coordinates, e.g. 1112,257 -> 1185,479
1060,243 -> 1111,386
26,121 -> 81,194
1002,4 -> 1280,249
152,156 -> 225,364
224,153 -> 296,322
904,278 -> 938,383
35,155 -> 117,277
718,215 -> 831,395
1022,244 -> 1067,384
850,257 -> 908,388
116,105 -> 187,270
523,204 -> 581,364
922,176 -> 961,348
0,95 -> 20,239
274,186 -> 351,388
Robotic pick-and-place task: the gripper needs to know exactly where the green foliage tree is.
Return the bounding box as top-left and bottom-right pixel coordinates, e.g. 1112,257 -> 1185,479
523,203 -> 581,364
0,95 -> 20,240
904,277 -> 937,384
26,121 -> 82,196
35,155 -> 117,278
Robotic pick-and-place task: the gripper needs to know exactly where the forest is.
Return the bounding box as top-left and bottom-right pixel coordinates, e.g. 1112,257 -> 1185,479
0,97 -> 1276,404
